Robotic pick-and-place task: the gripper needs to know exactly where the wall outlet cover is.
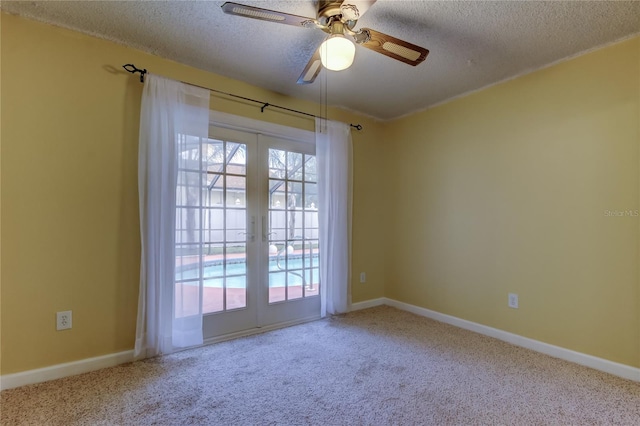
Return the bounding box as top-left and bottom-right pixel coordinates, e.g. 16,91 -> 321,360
56,311 -> 72,330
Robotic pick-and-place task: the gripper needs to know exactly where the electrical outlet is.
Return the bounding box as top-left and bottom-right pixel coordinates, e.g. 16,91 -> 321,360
508,293 -> 519,309
56,311 -> 72,330
360,272 -> 366,283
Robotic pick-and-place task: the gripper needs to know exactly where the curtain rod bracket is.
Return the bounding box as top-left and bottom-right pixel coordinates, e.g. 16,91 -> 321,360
351,124 -> 363,131
123,64 -> 147,83
261,103 -> 270,113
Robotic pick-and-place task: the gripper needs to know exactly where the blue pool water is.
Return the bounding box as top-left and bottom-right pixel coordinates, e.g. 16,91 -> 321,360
176,255 -> 319,288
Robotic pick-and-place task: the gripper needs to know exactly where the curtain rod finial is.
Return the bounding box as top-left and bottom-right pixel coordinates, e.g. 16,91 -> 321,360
122,64 -> 147,83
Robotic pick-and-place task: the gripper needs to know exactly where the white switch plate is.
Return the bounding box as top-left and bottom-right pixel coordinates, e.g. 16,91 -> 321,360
56,311 -> 72,330
508,293 -> 519,309
359,272 -> 366,283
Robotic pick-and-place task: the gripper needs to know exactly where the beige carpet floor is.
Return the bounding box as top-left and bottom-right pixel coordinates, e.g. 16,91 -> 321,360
2,306 -> 639,425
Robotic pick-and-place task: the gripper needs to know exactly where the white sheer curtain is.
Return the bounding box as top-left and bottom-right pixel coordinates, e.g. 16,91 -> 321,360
315,118 -> 352,317
135,74 -> 210,359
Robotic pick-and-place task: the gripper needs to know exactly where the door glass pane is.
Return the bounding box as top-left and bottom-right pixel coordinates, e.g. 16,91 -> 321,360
175,281 -> 201,318
287,152 -> 303,180
289,182 -> 303,209
290,211 -> 303,241
304,155 -> 316,182
203,243 -> 224,278
226,276 -> 247,310
269,272 -> 286,303
288,271 -> 303,300
176,244 -> 199,282
177,171 -> 203,206
268,148 -> 320,304
203,278 -> 224,313
304,183 -> 317,210
225,209 -> 246,242
226,243 -> 247,274
269,241 -> 286,272
304,211 -> 319,239
204,209 -> 224,243
203,140 -> 225,173
269,179 -> 286,209
269,211 -> 286,240
226,176 -> 246,207
226,142 -> 246,176
176,207 -> 202,245
305,268 -> 320,297
269,149 -> 286,179
177,139 -> 249,316
206,172 -> 224,193
226,242 -> 247,310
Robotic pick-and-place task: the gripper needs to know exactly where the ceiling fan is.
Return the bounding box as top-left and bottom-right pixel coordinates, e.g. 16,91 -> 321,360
221,1 -> 429,84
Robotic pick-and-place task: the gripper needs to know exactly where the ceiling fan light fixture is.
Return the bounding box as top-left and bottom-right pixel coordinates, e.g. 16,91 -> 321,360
319,34 -> 356,71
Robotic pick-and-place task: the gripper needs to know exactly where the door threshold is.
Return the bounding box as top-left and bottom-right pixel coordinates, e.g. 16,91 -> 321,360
202,314 -> 322,346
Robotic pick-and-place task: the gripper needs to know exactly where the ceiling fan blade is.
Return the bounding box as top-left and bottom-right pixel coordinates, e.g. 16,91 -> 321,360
340,0 -> 377,21
297,49 -> 323,84
221,2 -> 317,28
355,28 -> 429,66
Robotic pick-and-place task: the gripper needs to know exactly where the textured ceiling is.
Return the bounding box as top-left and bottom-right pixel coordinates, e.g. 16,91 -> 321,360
2,1 -> 639,120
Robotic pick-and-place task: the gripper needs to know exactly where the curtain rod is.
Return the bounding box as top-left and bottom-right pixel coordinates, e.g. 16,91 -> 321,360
122,64 -> 363,131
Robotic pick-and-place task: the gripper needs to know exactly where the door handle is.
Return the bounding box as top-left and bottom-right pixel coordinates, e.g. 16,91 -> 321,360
238,231 -> 254,240
239,216 -> 256,242
262,216 -> 271,242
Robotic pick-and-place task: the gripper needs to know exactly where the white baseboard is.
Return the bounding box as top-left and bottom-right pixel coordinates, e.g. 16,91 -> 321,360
381,297 -> 640,382
350,298 -> 386,311
0,350 -> 134,391
4,300 -> 637,390
1,316 -> 322,392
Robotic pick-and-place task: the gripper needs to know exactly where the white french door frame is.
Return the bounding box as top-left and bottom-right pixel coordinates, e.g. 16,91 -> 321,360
201,125 -> 259,339
257,134 -> 320,328
202,111 -> 319,341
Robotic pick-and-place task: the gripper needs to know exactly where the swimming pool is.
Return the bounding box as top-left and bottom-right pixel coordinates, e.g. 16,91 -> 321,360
176,255 -> 319,288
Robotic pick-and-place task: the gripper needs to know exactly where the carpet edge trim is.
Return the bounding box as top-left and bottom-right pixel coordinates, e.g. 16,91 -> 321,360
382,297 -> 640,382
0,350 -> 135,391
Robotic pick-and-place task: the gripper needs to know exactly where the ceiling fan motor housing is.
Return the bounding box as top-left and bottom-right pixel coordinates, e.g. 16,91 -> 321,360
317,0 -> 358,29
317,1 -> 343,19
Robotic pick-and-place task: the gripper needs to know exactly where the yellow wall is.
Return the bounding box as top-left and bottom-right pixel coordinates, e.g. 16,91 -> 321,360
1,12 -> 638,375
0,13 -> 386,374
386,37 -> 640,367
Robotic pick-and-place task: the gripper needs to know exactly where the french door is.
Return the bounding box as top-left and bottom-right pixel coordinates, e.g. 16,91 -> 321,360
259,135 -> 320,327
175,125 -> 320,340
